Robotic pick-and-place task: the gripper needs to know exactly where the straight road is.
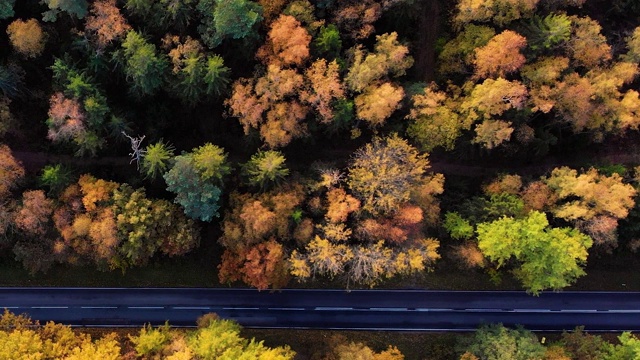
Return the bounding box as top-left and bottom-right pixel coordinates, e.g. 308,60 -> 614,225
2,288 -> 639,331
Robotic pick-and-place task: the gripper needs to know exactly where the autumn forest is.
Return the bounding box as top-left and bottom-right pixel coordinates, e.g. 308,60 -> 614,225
1,0 -> 640,356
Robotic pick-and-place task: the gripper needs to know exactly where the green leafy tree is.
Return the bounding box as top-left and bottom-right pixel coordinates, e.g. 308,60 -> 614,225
41,0 -> 88,21
243,150 -> 289,189
603,332 -> 640,360
197,0 -> 263,48
444,212 -> 474,240
141,141 -> 174,179
476,211 -> 592,294
315,24 -> 342,58
119,31 -> 168,96
129,323 -> 171,358
459,324 -> 546,360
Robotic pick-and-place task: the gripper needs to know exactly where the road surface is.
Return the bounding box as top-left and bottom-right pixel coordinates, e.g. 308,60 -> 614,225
2,288 -> 639,331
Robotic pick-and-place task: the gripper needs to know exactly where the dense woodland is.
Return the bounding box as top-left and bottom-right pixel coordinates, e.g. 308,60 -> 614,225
0,0 -> 640,296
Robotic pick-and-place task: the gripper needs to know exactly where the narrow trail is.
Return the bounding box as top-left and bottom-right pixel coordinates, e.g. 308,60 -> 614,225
13,149 -> 640,179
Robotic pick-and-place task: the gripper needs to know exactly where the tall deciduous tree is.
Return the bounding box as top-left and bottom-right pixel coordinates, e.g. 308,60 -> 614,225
544,167 -> 636,246
347,134 -> 433,216
84,0 -> 131,50
473,30 -> 527,79
0,145 -> 23,200
6,19 -> 46,58
460,324 -> 546,360
477,211 -> 592,294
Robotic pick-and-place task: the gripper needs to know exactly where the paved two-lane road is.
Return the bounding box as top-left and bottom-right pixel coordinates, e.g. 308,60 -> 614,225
2,288 -> 639,331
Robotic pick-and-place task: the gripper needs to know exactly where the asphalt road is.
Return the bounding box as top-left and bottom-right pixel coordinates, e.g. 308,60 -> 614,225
2,288 -> 639,331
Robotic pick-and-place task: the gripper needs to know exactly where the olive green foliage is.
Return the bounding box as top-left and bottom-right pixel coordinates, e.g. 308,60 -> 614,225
0,0 -> 14,19
39,164 -> 73,195
197,0 -> 263,48
141,141 -> 175,179
164,144 -> 230,222
242,150 -> 289,189
187,316 -> 295,359
119,31 -> 168,96
315,24 -> 342,58
524,14 -> 572,51
476,211 -> 593,294
444,212 -> 474,240
459,324 -> 546,360
602,332 -> 640,360
130,323 -> 171,358
41,0 -> 88,22
112,184 -> 201,269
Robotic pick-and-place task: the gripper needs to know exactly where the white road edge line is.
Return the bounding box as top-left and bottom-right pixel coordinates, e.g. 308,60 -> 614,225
127,306 -> 164,309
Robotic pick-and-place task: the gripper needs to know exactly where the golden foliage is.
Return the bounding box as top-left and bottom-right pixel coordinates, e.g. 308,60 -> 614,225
77,174 -> 118,212
472,119 -> 514,149
355,83 -> 404,127
568,16 -> 612,68
454,0 -> 539,26
473,30 -> 527,79
545,167 -> 636,222
461,78 -> 528,123
6,18 -> 46,58
325,188 -> 360,223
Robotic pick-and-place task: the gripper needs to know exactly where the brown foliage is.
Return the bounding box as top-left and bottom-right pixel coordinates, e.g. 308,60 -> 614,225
85,0 -> 131,49
47,93 -> 87,143
300,59 -> 345,123
484,174 -> 522,195
218,240 -> 289,290
332,0 -> 402,39
239,200 -> 277,242
473,30 -> 527,79
521,181 -> 556,212
452,242 -> 485,268
6,18 -> 46,58
0,144 -> 24,199
14,190 -> 53,237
